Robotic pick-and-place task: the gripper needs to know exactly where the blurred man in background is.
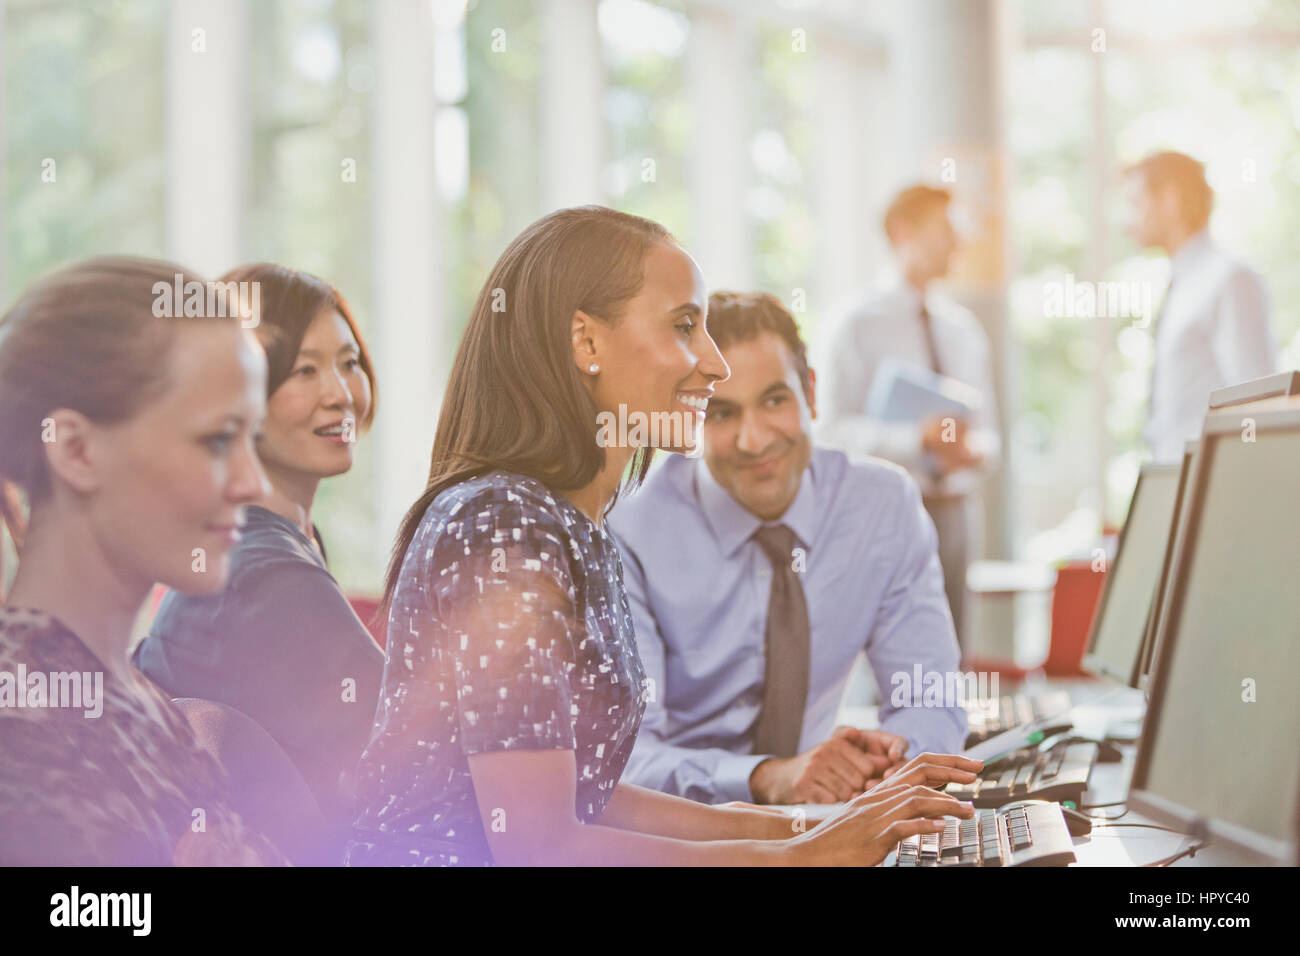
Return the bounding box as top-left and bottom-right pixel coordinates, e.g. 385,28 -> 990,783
1124,151 -> 1276,463
816,185 -> 1000,652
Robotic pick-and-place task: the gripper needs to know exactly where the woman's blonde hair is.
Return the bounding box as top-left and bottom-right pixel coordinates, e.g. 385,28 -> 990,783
0,256 -> 239,593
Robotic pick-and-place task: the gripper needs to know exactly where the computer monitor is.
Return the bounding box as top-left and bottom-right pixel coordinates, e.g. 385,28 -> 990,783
1207,370 -> 1300,409
1130,400 -> 1300,864
1082,464 -> 1181,687
1136,441 -> 1199,690
1137,375 -> 1299,689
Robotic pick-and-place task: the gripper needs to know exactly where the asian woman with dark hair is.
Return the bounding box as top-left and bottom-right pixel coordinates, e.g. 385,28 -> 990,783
135,264 -> 384,861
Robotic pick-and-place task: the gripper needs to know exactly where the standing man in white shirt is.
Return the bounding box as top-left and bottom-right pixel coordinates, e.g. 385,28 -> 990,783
815,185 -> 1000,651
1124,151 -> 1276,463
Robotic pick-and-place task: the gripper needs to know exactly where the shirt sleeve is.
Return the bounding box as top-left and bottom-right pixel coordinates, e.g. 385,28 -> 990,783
431,490 -> 581,756
615,537 -> 765,804
862,474 -> 968,756
1213,267 -> 1276,386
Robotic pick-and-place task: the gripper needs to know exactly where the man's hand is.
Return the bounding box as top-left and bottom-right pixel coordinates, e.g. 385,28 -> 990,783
834,726 -> 909,790
921,415 -> 981,477
749,727 -> 908,804
921,414 -> 964,454
834,726 -> 907,762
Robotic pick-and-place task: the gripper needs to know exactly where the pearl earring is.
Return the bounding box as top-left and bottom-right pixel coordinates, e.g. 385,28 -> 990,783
588,363 -> 600,374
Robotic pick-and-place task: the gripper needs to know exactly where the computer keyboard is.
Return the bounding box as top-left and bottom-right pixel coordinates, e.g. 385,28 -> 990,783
893,803 -> 1077,867
965,689 -> 1073,746
947,740 -> 1097,808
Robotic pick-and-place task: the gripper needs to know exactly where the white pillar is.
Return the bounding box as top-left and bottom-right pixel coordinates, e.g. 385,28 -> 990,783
1088,0 -> 1112,523
891,0 -> 1011,556
539,0 -> 604,210
891,0 -> 1004,174
163,0 -> 248,275
686,6 -> 753,289
812,36 -> 881,311
892,0 -> 1012,657
371,0 -> 445,557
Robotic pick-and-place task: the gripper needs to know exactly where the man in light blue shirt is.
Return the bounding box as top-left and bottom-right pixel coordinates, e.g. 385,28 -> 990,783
610,291 -> 966,806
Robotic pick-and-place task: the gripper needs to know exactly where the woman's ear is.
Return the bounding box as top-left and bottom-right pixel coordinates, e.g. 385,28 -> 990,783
571,309 -> 600,376
40,409 -> 103,496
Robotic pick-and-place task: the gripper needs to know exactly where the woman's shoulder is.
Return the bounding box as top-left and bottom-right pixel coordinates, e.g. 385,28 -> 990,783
0,606 -> 97,674
152,506 -> 330,623
0,609 -> 88,752
0,611 -> 285,866
194,506 -> 338,604
398,471 -> 584,594
422,470 -> 577,540
231,506 -> 327,571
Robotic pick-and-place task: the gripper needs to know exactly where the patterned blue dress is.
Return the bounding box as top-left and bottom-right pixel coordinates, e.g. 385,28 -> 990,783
346,471 -> 647,866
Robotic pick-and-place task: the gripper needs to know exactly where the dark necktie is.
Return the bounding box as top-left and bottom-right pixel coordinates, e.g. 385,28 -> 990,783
918,303 -> 943,376
750,524 -> 811,758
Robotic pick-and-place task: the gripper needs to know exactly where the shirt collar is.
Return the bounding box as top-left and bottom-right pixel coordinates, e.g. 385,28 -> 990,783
244,505 -> 328,568
693,454 -> 820,558
886,272 -> 930,315
1169,229 -> 1212,279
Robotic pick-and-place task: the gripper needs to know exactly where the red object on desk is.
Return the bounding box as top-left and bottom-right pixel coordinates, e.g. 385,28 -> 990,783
1044,559 -> 1107,677
965,558 -> 1107,681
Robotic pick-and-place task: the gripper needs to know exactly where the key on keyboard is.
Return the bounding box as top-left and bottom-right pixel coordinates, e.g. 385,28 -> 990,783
892,803 -> 1077,867
964,689 -> 1073,747
945,741 -> 1098,809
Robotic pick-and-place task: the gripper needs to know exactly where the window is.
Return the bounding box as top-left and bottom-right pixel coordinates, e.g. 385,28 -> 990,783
1011,0 -> 1300,562
3,0 -> 165,300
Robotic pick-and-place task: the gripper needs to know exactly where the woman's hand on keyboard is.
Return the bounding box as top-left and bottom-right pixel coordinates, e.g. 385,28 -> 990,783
867,752 -> 985,792
788,782 -> 977,866
859,751 -> 985,797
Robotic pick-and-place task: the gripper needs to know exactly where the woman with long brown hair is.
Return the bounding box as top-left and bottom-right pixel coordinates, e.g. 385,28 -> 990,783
347,206 -> 981,866
0,257 -> 284,865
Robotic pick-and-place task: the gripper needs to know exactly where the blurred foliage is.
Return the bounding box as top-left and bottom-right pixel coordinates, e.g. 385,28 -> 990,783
753,21 -> 815,340
3,0 -> 165,302
599,0 -> 689,239
460,0 -> 540,327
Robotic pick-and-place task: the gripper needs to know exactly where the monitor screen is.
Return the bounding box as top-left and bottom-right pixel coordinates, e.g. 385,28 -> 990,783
1140,426 -> 1300,854
1138,445 -> 1198,687
1085,466 -> 1181,684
